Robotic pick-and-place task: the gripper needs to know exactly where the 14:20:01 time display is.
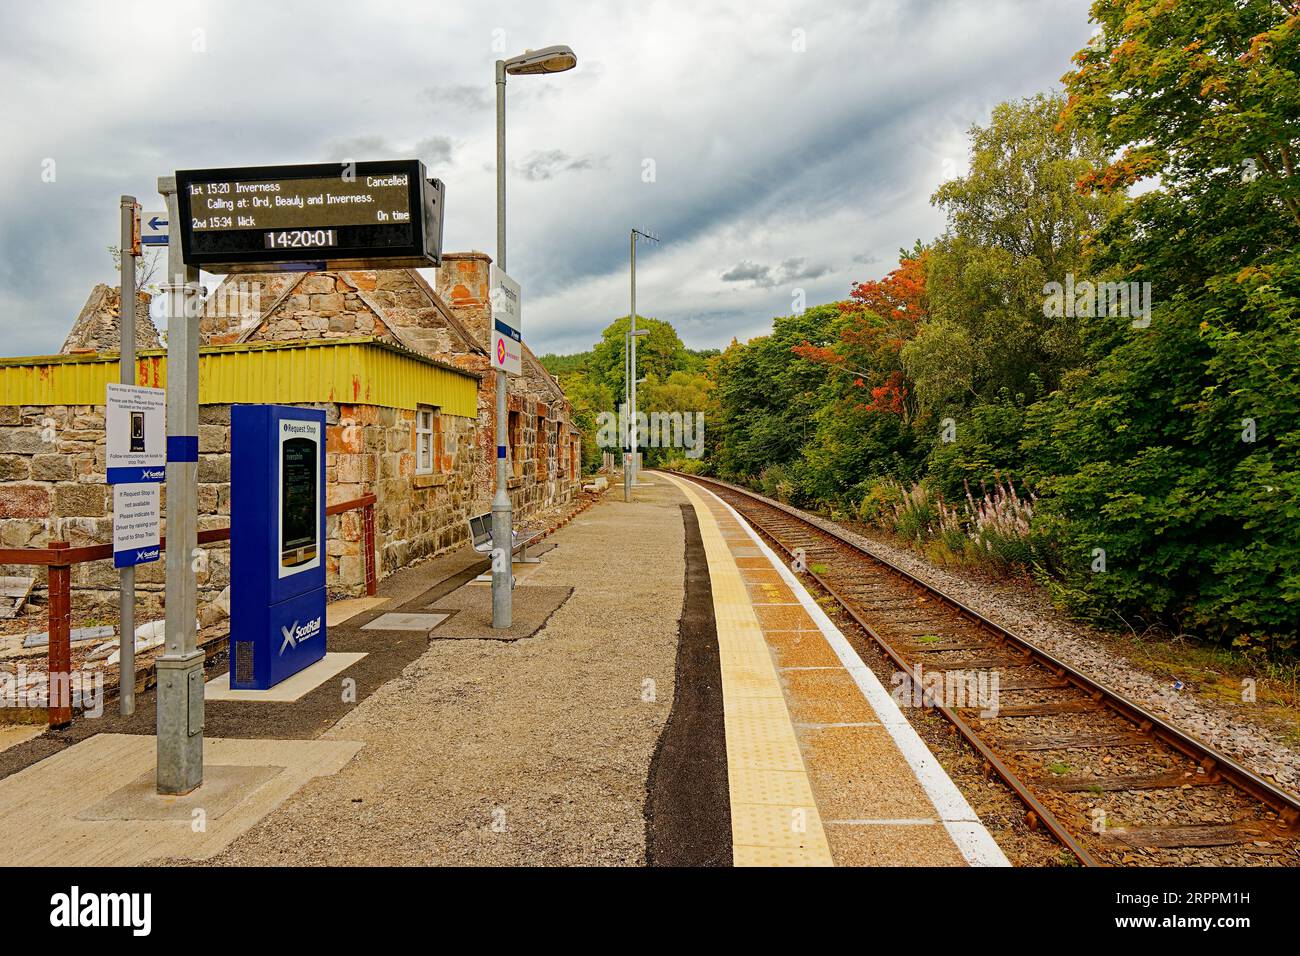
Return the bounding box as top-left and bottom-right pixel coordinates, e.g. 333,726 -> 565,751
263,229 -> 338,250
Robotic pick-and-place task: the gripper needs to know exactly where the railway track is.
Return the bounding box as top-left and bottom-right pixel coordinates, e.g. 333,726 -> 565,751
674,471 -> 1300,867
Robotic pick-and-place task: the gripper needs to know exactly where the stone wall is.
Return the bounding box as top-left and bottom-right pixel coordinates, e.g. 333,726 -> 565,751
435,253 -> 583,520
0,399 -> 478,622
326,402 -> 478,576
62,284 -> 159,354
200,273 -> 394,345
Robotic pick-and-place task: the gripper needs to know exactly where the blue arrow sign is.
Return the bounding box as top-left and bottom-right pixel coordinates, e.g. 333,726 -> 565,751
141,210 -> 169,246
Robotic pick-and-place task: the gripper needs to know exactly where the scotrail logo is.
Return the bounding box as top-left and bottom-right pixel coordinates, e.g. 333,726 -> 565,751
135,547 -> 160,563
49,886 -> 151,936
140,468 -> 164,480
279,615 -> 322,654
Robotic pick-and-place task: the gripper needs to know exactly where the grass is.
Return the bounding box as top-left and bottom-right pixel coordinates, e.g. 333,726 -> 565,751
1047,761 -> 1072,776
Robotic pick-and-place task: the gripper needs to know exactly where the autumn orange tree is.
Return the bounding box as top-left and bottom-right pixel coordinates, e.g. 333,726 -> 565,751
792,247 -> 927,419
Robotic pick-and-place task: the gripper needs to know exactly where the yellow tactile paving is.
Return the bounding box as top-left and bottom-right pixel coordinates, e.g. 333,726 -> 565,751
664,473 -> 835,867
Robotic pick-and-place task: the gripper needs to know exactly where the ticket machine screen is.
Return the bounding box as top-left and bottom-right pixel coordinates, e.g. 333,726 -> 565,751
281,436 -> 317,568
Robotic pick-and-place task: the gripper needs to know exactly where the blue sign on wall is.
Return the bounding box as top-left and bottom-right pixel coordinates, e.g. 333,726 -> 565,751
230,405 -> 327,690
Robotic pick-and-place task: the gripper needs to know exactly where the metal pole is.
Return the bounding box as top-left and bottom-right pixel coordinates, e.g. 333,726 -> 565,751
492,60 -> 513,628
119,196 -> 137,717
630,231 -> 639,487
155,175 -> 203,794
622,332 -> 631,501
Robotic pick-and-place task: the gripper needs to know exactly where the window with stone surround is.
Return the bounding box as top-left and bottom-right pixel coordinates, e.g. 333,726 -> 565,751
415,405 -> 436,475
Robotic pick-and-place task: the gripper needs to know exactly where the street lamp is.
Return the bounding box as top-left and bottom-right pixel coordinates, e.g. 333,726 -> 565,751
493,44 -> 577,628
627,228 -> 658,495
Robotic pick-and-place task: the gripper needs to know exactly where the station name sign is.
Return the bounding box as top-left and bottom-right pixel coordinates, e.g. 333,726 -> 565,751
175,160 -> 445,273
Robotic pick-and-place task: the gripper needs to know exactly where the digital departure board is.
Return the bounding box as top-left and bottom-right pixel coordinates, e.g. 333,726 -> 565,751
175,160 -> 445,272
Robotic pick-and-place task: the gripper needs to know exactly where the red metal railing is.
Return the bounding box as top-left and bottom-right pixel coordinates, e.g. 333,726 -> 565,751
0,492 -> 377,727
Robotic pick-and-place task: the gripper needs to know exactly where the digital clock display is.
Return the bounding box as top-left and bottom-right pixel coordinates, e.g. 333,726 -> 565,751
265,229 -> 338,250
174,160 -> 444,273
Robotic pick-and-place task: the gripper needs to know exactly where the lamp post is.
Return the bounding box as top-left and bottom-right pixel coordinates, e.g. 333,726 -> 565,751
627,228 -> 658,492
623,326 -> 648,502
493,44 -> 577,628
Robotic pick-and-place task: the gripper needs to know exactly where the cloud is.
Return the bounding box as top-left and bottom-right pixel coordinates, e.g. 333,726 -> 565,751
415,136 -> 455,166
777,257 -> 832,283
326,135 -> 394,162
419,84 -> 492,110
512,150 -> 605,181
721,257 -> 832,288
721,260 -> 771,283
0,0 -> 1096,358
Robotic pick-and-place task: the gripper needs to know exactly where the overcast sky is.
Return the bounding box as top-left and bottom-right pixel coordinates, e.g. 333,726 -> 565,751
0,0 -> 1095,358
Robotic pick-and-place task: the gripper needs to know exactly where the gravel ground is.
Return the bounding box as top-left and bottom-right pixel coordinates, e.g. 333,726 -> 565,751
706,479 -> 1300,796
202,484 -> 686,866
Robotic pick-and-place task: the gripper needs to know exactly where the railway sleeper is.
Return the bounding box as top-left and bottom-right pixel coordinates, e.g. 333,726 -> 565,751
1035,770 -> 1222,792
1094,821 -> 1297,850
969,700 -> 1105,718
1000,731 -> 1152,751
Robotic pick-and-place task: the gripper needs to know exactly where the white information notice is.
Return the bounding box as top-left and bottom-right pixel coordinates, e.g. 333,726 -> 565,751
112,483 -> 161,568
105,383 -> 166,483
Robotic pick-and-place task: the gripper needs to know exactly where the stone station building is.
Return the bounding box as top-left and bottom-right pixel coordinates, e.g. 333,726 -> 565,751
0,252 -> 582,623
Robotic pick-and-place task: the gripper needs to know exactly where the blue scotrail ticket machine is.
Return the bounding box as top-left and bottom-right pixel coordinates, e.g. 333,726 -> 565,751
230,405 -> 328,689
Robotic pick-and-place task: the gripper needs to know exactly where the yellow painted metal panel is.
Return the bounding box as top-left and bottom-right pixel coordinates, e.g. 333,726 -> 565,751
0,339 -> 478,417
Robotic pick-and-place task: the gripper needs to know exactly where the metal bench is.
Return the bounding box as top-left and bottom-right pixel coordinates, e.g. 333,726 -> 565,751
467,512 -> 543,565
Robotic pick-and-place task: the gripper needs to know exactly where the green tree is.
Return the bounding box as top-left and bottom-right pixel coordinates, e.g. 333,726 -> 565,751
710,305 -> 839,484
639,370 -> 712,464
586,316 -> 690,403
1028,0 -> 1300,647
904,93 -> 1122,416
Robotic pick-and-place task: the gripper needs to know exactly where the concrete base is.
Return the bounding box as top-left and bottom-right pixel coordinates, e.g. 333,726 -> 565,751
360,612 -> 448,632
205,651 -> 367,703
471,562 -> 542,585
0,733 -> 362,865
78,764 -> 280,822
327,596 -> 388,626
425,584 -> 572,641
